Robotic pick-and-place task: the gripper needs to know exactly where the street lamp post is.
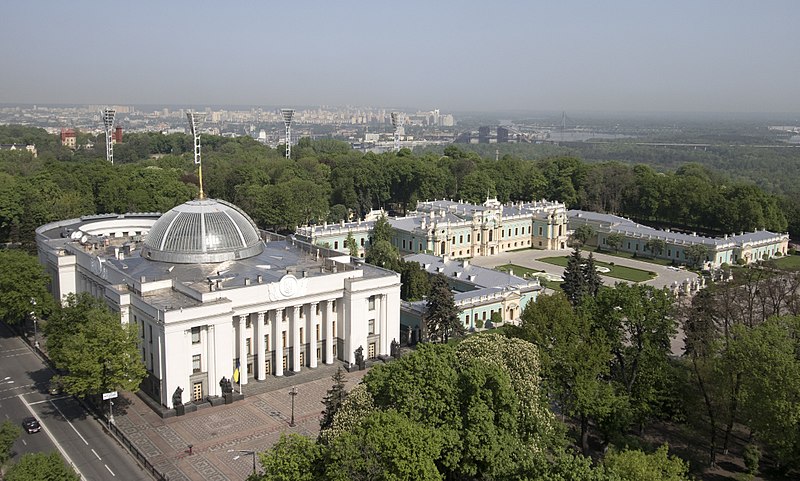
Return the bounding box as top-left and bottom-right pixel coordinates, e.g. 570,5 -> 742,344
289,387 -> 298,427
228,449 -> 256,476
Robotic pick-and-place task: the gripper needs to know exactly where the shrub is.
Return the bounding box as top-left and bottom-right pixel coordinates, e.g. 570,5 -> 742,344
743,444 -> 760,476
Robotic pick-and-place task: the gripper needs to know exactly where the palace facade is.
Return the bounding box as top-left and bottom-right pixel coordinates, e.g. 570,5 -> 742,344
36,199 -> 401,410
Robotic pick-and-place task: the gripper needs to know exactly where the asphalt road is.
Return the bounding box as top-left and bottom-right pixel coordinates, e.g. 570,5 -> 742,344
0,322 -> 151,481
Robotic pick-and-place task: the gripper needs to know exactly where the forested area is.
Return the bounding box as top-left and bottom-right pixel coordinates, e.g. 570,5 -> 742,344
1,125 -> 796,253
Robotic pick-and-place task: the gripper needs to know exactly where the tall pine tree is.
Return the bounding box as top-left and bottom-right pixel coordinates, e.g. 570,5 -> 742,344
561,246 -> 586,307
583,252 -> 602,298
320,367 -> 348,431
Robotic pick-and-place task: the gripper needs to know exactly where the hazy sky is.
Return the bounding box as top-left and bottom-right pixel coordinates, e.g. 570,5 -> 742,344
2,1 -> 798,113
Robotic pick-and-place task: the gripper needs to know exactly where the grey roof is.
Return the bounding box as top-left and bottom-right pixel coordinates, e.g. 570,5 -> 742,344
404,253 -> 533,289
141,199 -> 263,264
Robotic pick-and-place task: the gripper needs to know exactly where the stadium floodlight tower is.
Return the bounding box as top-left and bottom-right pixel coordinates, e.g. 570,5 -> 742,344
102,108 -> 116,163
390,112 -> 404,152
186,111 -> 207,199
280,108 -> 295,159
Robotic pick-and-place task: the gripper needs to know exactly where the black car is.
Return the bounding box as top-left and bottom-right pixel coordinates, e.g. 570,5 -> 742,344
22,417 -> 41,434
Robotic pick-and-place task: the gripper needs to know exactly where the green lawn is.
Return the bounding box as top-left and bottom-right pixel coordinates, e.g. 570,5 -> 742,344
495,264 -> 562,291
537,256 -> 657,283
766,254 -> 800,270
584,246 -> 673,266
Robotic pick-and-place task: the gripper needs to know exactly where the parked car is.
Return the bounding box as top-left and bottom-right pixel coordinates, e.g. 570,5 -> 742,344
22,417 -> 41,434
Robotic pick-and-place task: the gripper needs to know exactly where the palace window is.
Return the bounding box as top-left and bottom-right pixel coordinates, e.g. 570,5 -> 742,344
459,235 -> 463,243
191,327 -> 201,344
149,325 -> 153,344
192,354 -> 201,373
334,241 -> 339,249
265,334 -> 270,351
360,237 -> 365,246
368,319 -> 375,335
282,331 -> 287,348
300,327 -> 304,344
246,338 -> 251,355
368,295 -> 376,310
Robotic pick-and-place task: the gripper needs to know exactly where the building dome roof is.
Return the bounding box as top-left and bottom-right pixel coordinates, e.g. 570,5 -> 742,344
141,199 -> 263,264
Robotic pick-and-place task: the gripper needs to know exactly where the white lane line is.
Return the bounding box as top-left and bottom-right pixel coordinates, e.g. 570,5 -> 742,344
30,395 -> 69,405
49,399 -> 89,446
91,448 -> 101,460
21,439 -> 27,446
18,394 -> 85,480
105,464 -> 116,476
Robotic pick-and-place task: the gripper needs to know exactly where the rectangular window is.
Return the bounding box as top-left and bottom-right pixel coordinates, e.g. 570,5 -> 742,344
149,325 -> 153,344
360,238 -> 365,246
467,234 -> 470,242
368,319 -> 375,335
141,320 -> 145,338
246,338 -> 251,355
334,241 -> 339,249
452,236 -> 456,244
316,324 -> 320,340
515,227 -> 518,236
528,226 -> 531,234
191,327 -> 200,344
265,334 -> 270,352
282,331 -> 287,348
192,354 -> 201,373
459,235 -> 463,243
368,295 -> 376,310
402,239 -> 407,249
150,353 -> 154,371
482,312 -> 487,320
538,226 -> 543,236
299,308 -> 304,318
332,321 -> 336,337
300,327 -> 304,344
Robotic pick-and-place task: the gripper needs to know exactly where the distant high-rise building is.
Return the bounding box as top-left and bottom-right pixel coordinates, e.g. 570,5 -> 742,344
478,126 -> 491,144
454,132 -> 471,144
441,114 -> 455,127
497,126 -> 509,143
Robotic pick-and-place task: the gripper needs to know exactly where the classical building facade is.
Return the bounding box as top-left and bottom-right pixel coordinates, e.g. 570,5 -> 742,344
37,199 -> 401,410
295,198 -> 569,258
400,253 -> 543,343
568,210 -> 790,267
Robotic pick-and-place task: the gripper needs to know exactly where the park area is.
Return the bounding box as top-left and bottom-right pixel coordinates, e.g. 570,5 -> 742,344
538,256 -> 657,283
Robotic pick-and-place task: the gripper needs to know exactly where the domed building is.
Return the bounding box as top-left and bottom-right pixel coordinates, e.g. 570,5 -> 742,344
36,198 -> 401,412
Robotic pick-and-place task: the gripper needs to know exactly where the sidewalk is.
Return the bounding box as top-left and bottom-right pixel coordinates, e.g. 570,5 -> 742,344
113,362 -> 369,481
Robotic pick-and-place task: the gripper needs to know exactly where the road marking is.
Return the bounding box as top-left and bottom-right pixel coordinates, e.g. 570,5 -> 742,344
21,439 -> 27,446
49,399 -> 89,445
18,394 -> 85,480
29,395 -> 69,405
105,464 -> 116,476
0,383 -> 35,394
91,448 -> 101,460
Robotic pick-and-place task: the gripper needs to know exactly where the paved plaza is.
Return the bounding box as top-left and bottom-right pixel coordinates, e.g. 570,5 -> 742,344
114,363 -> 368,481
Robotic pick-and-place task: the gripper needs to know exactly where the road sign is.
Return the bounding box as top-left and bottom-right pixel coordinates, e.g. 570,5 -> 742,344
102,391 -> 118,400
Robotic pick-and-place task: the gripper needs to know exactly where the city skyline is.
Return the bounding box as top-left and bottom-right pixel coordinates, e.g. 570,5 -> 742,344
2,1 -> 799,113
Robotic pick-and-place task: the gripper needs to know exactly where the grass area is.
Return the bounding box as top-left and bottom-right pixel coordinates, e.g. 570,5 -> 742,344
584,246 -> 674,266
495,264 -> 562,291
538,256 -> 657,283
767,253 -> 800,270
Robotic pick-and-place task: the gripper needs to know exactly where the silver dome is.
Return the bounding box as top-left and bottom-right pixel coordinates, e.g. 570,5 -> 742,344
141,199 -> 263,264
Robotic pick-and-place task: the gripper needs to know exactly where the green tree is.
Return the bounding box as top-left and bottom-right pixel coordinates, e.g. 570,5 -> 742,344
45,293 -> 146,398
365,240 -> 400,272
562,246 -> 587,306
594,284 -> 677,433
0,420 -> 21,467
425,274 -> 463,343
584,252 -> 603,299
325,410 -> 443,481
571,224 -> 596,246
605,233 -> 624,252
0,250 -> 55,325
513,293 -> 614,454
254,433 -> 322,481
644,238 -> 666,258
4,452 -> 79,481
320,367 -> 348,431
603,444 -> 691,481
345,231 -> 359,257
398,260 -> 429,301
371,214 -> 394,244
319,383 -> 376,445
685,243 -> 712,268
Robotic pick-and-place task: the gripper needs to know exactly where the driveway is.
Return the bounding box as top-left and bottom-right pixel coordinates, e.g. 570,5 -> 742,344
469,248 -> 698,290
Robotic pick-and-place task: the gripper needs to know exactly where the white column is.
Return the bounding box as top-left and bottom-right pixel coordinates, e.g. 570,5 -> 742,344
291,306 -> 301,372
324,300 -> 334,364
207,325 -> 217,396
238,315 -> 248,385
255,312 -> 266,381
380,294 -> 389,355
308,303 -> 318,368
272,309 -> 283,377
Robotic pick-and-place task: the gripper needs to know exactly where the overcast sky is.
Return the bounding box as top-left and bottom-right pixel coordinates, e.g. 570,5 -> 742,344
2,1 -> 798,113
